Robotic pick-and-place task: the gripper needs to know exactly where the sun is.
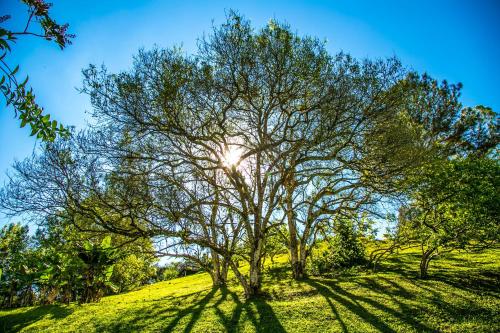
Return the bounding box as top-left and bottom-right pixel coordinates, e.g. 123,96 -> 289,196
222,146 -> 242,168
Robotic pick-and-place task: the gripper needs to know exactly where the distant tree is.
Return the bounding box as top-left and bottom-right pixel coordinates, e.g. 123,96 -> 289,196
35,219 -> 85,304
402,157 -> 499,278
0,213 -> 159,308
76,236 -> 119,303
158,264 -> 180,281
0,0 -> 74,141
262,228 -> 288,266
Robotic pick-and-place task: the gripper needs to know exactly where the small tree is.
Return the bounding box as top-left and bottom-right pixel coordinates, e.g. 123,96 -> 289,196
403,157 -> 499,278
262,228 -> 288,266
367,211 -> 417,272
77,236 -> 119,303
109,254 -> 156,293
312,219 -> 365,274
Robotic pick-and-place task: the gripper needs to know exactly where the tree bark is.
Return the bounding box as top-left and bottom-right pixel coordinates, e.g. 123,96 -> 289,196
221,256 -> 229,282
286,186 -> 305,279
229,260 -> 252,298
210,249 -> 225,287
297,244 -> 308,278
420,247 -> 436,279
248,238 -> 263,297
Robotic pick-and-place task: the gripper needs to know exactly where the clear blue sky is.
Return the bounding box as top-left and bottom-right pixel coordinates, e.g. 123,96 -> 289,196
1,0 -> 499,227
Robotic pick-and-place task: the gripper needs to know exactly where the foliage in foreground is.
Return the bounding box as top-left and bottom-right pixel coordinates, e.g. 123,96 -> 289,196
0,247 -> 499,333
1,0 -> 73,141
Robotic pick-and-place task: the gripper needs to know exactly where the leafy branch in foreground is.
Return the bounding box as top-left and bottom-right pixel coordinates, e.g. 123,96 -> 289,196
0,0 -> 74,141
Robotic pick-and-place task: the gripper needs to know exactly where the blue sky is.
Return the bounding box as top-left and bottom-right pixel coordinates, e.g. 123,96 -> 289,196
1,0 -> 499,227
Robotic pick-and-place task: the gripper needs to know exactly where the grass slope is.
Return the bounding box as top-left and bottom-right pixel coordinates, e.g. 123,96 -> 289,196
1,248 -> 499,332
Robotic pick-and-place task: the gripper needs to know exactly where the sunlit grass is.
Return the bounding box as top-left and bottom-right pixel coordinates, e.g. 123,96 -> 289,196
1,247 -> 499,332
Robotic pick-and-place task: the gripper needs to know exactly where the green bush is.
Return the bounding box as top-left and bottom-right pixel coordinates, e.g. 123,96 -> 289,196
312,220 -> 365,274
161,267 -> 179,281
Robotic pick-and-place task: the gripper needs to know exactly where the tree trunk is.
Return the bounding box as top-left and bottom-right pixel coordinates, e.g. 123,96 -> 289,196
286,189 -> 303,279
295,244 -> 308,279
210,249 -> 225,287
248,238 -> 263,298
221,256 -> 229,282
420,248 -> 436,279
8,283 -> 15,307
229,260 -> 251,298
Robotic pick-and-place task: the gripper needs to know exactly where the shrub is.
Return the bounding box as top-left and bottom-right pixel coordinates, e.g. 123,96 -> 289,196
162,268 -> 178,281
311,219 -> 365,274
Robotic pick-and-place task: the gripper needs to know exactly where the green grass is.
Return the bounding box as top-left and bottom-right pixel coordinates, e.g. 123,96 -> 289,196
1,247 -> 499,332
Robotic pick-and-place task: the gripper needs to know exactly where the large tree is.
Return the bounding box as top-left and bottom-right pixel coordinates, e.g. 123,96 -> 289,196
77,14 -> 418,292
2,12 -> 498,297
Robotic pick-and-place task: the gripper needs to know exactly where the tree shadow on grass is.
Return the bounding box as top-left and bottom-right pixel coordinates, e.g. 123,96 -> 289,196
209,286 -> 286,333
104,285 -> 285,333
264,266 -> 290,282
160,286 -> 286,332
101,288 -> 216,332
245,297 -> 286,333
304,278 -> 434,333
409,277 -> 498,326
0,304 -> 73,333
433,269 -> 500,297
212,286 -> 243,332
383,252 -> 500,297
162,287 -> 219,333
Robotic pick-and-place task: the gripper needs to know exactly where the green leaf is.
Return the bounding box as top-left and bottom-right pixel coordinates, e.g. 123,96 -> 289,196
20,76 -> 29,88
104,265 -> 114,280
83,241 -> 93,252
11,65 -> 19,76
30,126 -> 39,136
0,38 -> 9,51
101,235 -> 112,249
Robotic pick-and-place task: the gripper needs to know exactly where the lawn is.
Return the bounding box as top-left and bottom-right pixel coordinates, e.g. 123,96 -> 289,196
1,247 -> 499,332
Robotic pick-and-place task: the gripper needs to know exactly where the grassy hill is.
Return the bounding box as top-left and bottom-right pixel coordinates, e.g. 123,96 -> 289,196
1,247 -> 499,332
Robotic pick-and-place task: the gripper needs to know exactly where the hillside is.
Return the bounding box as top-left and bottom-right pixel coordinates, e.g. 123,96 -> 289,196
1,248 -> 499,333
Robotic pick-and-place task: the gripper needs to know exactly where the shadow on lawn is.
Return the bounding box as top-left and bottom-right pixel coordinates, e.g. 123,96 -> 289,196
381,252 -> 500,297
94,262 -> 499,332
212,286 -> 286,333
103,288 -> 217,332
0,304 -> 73,333
303,278 -> 433,333
303,270 -> 498,333
105,285 -> 286,333
433,269 -> 500,296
